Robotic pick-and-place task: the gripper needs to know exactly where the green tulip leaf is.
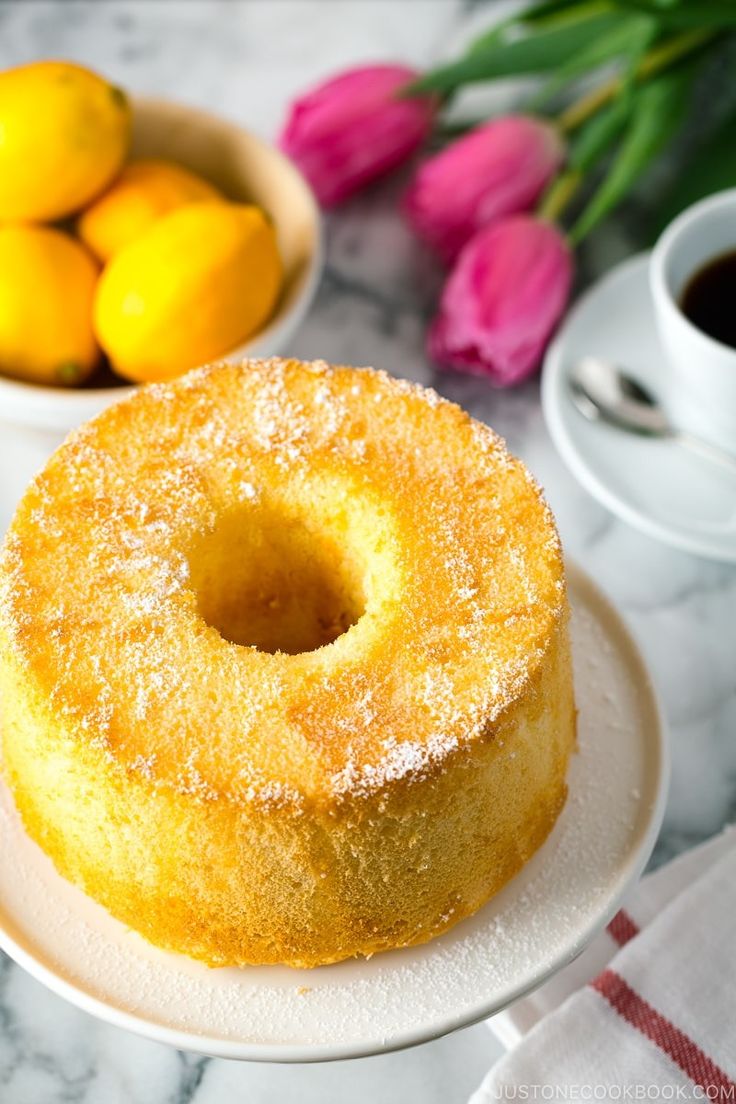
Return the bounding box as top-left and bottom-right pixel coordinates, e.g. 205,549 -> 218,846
613,0 -> 736,26
531,12 -> 658,106
570,63 -> 695,242
613,0 -> 680,9
568,92 -> 636,171
461,1 -> 557,55
468,0 -> 611,55
406,11 -> 629,96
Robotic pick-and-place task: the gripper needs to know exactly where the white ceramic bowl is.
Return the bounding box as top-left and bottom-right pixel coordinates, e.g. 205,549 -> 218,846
0,97 -> 323,527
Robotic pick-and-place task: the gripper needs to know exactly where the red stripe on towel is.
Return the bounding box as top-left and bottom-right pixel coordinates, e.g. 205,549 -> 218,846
592,969 -> 736,1095
606,909 -> 640,947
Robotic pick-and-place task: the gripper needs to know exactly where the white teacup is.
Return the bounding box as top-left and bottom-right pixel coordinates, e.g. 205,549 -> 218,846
650,189 -> 736,453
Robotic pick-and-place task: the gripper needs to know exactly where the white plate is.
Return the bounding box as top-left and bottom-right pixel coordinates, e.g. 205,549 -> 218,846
0,565 -> 667,1062
543,253 -> 736,562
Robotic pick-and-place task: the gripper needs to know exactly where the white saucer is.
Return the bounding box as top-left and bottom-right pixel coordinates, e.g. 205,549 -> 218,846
543,253 -> 736,562
0,565 -> 667,1062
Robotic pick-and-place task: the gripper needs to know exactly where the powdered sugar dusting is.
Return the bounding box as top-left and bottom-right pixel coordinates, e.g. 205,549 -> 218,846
0,358 -> 565,805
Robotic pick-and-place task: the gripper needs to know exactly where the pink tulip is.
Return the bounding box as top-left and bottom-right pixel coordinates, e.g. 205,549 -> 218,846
428,216 -> 572,386
405,116 -> 564,263
279,64 -> 435,207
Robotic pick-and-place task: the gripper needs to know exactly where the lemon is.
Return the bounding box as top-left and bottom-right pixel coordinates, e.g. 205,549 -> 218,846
0,225 -> 100,386
0,60 -> 131,222
78,159 -> 222,262
94,201 -> 282,383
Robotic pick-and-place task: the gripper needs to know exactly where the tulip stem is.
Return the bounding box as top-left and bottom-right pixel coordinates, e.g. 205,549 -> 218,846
537,169 -> 582,224
557,28 -> 713,133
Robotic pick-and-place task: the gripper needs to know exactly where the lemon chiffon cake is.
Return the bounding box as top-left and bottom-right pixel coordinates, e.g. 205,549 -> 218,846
0,358 -> 575,968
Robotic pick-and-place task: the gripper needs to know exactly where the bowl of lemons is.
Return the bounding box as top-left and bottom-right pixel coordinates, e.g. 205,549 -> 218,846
0,60 -> 322,518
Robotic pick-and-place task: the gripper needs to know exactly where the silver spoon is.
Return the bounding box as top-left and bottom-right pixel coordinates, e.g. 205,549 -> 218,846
569,356 -> 736,476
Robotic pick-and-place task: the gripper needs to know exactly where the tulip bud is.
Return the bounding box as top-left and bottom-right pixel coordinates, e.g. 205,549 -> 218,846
405,116 -> 564,264
279,65 -> 436,208
428,216 -> 572,386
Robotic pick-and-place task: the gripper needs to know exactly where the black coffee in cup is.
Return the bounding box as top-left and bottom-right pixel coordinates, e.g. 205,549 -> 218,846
680,250 -> 736,349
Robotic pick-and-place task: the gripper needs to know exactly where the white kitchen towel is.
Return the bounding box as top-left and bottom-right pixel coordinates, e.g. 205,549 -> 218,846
472,826 -> 736,1100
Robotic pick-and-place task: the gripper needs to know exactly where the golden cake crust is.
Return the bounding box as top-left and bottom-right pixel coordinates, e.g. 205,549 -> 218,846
0,358 -> 575,967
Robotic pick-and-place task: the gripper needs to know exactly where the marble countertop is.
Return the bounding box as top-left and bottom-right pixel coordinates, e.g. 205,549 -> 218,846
0,1 -> 734,1100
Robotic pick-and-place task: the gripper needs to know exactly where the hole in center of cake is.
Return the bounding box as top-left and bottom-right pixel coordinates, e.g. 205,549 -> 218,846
188,504 -> 366,654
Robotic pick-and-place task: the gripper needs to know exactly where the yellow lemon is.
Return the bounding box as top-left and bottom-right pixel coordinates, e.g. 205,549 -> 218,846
78,159 -> 222,262
0,60 -> 131,222
0,225 -> 100,386
94,201 -> 282,383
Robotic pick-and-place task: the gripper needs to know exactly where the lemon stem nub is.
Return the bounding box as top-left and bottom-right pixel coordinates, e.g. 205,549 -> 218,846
56,360 -> 84,386
109,85 -> 128,110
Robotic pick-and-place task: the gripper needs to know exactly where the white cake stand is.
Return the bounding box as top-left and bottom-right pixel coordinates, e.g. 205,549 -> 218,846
0,563 -> 668,1061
